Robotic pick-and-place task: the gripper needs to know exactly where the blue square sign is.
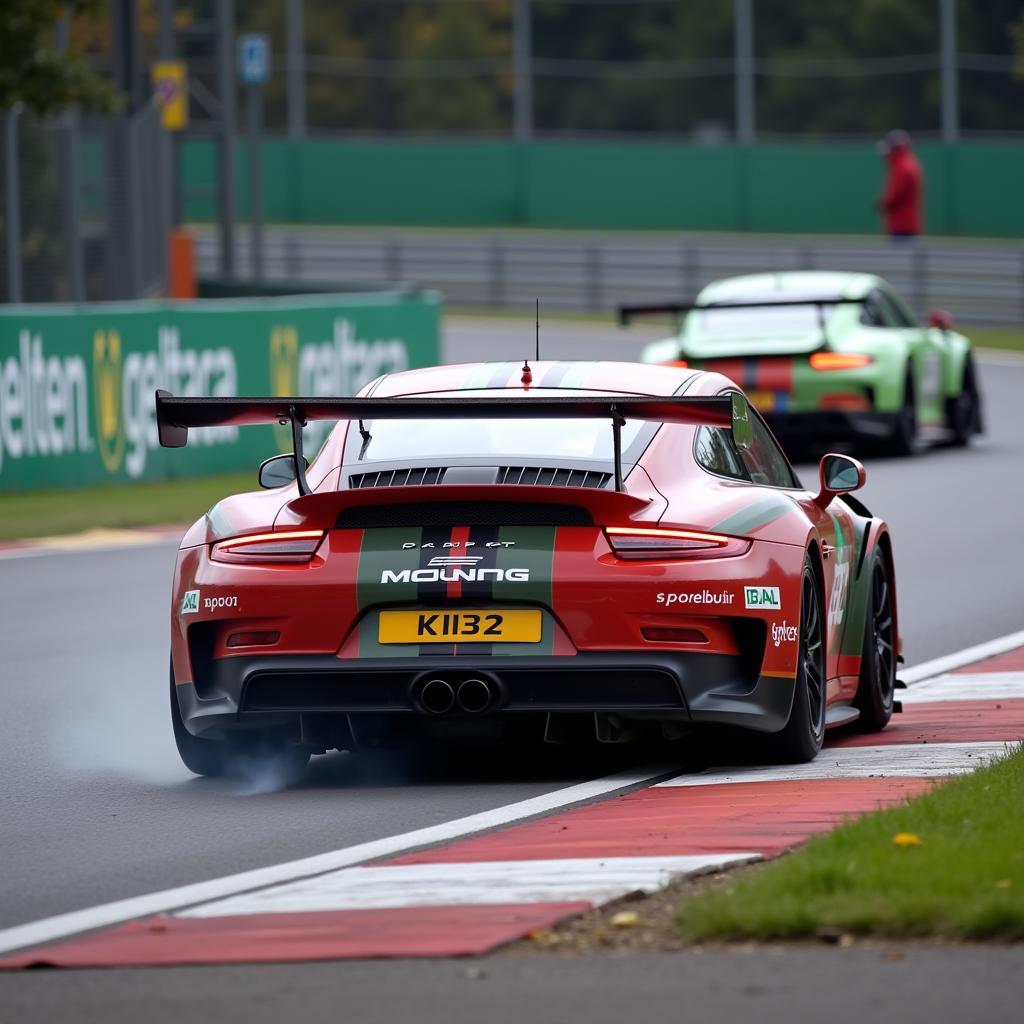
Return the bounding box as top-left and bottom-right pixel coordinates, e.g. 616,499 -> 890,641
238,33 -> 270,85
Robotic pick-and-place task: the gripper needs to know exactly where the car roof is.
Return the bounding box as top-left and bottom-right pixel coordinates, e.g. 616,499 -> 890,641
697,270 -> 882,303
369,360 -> 701,398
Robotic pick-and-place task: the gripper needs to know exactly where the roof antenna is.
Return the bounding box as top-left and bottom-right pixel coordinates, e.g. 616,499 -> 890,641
521,299 -> 538,389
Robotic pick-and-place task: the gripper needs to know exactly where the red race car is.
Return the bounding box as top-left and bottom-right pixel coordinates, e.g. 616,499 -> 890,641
158,360 -> 900,776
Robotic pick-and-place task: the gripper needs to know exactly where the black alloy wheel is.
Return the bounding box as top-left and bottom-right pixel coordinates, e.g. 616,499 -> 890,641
761,559 -> 826,764
889,370 -> 918,456
947,355 -> 983,446
853,552 -> 896,732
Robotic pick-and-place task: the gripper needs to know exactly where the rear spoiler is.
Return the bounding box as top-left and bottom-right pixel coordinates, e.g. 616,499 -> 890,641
617,297 -> 865,327
155,390 -> 748,496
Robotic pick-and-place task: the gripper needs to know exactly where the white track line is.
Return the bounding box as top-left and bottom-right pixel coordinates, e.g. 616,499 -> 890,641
900,673 -> 1024,704
0,765 -> 670,957
900,629 -> 1024,685
656,741 -> 1009,787
0,536 -> 179,561
178,854 -> 759,918
4,630 -> 1023,957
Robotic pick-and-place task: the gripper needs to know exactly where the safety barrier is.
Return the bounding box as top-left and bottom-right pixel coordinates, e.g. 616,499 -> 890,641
194,226 -> 1024,326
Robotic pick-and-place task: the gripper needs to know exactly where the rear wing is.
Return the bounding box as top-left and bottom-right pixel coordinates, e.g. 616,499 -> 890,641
618,298 -> 867,353
155,390 -> 749,496
617,297 -> 865,327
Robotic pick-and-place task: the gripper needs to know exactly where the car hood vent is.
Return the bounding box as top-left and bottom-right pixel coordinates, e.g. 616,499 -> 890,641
349,466 -> 611,490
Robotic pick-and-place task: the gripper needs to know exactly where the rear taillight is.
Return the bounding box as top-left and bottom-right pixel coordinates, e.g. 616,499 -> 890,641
211,530 -> 325,565
604,526 -> 750,561
809,352 -> 873,371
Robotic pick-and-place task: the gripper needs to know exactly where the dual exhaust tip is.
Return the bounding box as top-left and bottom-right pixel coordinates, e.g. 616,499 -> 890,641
420,677 -> 494,715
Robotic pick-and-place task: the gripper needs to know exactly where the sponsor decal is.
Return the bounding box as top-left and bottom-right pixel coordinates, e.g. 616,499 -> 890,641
120,327 -> 238,478
772,621 -> 800,647
381,566 -> 530,584
203,595 -> 239,610
0,326 -> 237,479
0,329 -> 91,474
828,560 -> 851,629
269,325 -> 300,451
273,317 -> 411,450
401,540 -> 515,549
826,513 -> 853,631
427,555 -> 483,567
745,585 -> 781,610
180,589 -> 200,614
656,590 -> 734,607
94,330 -> 124,473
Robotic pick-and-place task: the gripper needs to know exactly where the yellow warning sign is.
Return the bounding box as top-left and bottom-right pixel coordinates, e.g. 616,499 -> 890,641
151,61 -> 188,131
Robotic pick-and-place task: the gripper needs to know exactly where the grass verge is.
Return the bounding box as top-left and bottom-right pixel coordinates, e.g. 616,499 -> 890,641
968,326 -> 1024,354
0,471 -> 254,542
678,745 -> 1024,942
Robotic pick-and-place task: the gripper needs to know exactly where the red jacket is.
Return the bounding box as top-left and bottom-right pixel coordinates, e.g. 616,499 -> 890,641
881,146 -> 923,236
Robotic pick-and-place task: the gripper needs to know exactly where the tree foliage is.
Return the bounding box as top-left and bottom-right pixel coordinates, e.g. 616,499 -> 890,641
73,0 -> 1024,135
0,0 -> 115,115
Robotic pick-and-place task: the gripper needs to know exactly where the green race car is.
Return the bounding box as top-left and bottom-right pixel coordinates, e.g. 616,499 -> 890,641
620,271 -> 983,455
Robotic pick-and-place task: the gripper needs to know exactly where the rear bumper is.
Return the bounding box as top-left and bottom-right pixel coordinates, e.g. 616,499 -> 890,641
764,409 -> 894,442
175,651 -> 795,740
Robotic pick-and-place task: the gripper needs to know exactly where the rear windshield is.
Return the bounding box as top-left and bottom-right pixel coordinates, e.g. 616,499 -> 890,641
350,389 -> 645,463
688,301 -> 837,338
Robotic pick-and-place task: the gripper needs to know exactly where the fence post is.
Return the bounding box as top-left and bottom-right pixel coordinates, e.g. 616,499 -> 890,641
513,0 -> 533,141
246,81 -> 265,281
489,237 -> 505,307
386,237 -> 402,285
586,242 -> 603,310
59,112 -> 85,301
911,245 -> 928,313
285,232 -> 302,278
217,0 -> 236,275
4,105 -> 23,302
286,0 -> 306,140
682,242 -> 699,299
940,0 -> 959,144
55,16 -> 85,301
734,0 -> 755,144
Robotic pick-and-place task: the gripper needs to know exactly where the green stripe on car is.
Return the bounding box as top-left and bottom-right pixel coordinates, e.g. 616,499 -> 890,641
712,493 -> 794,536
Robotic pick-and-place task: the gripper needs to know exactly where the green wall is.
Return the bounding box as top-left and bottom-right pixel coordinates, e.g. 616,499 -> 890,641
0,291 -> 440,492
181,138 -> 1024,238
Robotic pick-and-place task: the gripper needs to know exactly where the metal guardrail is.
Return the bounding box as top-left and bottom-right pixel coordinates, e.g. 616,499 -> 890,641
194,228 -> 1024,326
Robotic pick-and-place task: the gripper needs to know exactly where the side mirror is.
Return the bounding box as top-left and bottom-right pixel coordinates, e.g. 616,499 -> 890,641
814,453 -> 865,509
258,453 -> 308,489
927,308 -> 953,331
731,391 -> 753,451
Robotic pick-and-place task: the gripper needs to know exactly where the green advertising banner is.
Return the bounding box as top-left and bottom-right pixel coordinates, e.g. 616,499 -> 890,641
0,291 -> 440,493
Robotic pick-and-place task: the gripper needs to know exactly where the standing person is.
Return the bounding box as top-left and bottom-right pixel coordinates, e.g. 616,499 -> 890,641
876,129 -> 924,240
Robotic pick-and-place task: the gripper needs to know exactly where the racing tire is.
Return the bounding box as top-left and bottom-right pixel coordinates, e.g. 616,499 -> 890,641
888,370 -> 918,456
170,663 -> 310,781
852,550 -> 896,733
946,354 -> 983,447
760,558 -> 826,764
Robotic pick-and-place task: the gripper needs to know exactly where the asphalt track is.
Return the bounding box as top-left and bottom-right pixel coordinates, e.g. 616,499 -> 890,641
1,321 -> 1023,1020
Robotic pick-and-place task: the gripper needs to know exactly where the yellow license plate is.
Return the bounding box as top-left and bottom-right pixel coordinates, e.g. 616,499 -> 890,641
747,389 -> 776,412
378,609 -> 542,644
